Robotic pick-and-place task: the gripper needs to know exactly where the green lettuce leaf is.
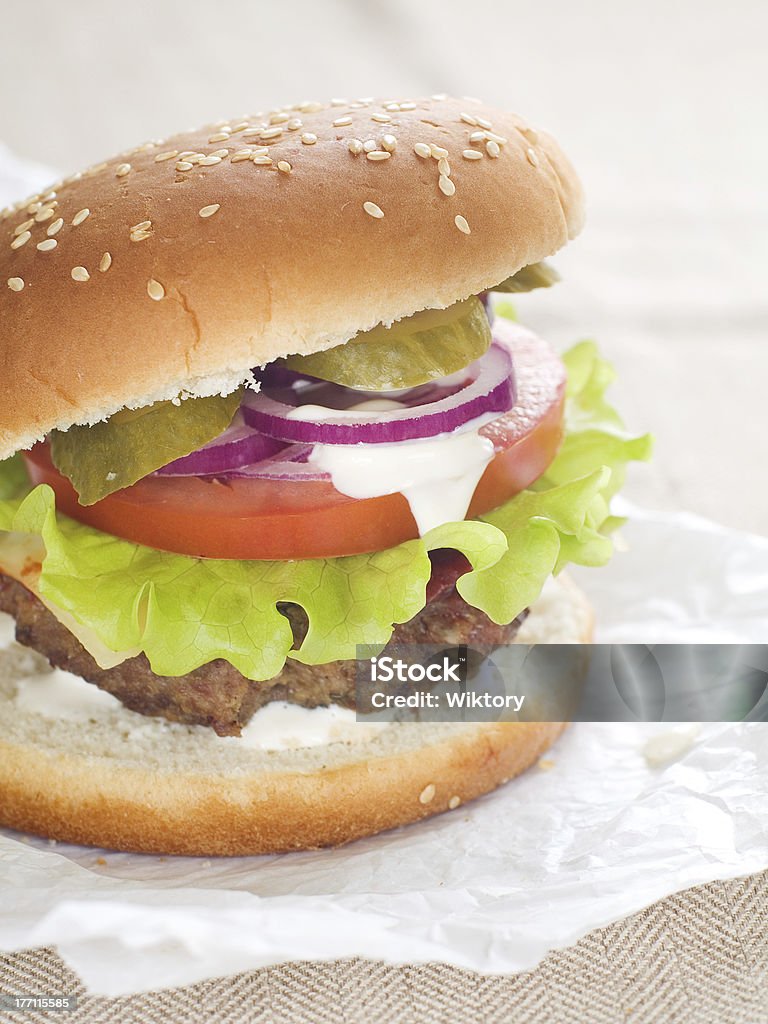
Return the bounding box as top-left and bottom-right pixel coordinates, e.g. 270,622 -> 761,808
0,340 -> 651,679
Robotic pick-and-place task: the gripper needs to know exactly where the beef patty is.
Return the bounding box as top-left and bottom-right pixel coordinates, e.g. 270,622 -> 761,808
0,552 -> 525,736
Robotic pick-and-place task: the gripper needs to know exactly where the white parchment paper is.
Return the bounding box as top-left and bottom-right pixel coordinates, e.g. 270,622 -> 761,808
0,503 -> 766,996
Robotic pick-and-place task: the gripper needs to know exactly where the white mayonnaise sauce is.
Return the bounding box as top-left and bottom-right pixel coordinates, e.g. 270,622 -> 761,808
287,401 -> 496,535
14,664 -> 124,721
232,701 -> 387,751
0,611 -> 16,649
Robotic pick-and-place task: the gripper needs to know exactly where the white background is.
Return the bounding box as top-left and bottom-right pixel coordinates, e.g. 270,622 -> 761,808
2,0 -> 766,532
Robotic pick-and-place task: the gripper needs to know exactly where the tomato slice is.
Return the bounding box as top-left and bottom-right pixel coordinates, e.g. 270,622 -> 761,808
22,323 -> 566,561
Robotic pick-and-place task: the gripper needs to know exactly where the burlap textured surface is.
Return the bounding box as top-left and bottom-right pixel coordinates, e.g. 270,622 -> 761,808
1,871 -> 766,1023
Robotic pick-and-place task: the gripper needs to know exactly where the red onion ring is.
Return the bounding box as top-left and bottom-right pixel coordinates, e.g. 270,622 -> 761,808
156,415 -> 287,476
242,341 -> 515,445
221,444 -> 329,482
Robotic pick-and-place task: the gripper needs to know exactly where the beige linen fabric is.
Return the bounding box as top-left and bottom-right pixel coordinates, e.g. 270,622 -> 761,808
1,871 -> 766,1023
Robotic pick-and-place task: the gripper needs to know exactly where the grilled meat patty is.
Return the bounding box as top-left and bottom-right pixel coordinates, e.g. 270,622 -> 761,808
0,552 -> 525,736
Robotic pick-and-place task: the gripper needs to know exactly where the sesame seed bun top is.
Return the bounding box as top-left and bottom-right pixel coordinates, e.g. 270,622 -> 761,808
0,95 -> 584,460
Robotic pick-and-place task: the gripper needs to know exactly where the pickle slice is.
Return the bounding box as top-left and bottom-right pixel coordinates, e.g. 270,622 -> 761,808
491,261 -> 560,293
282,296 -> 491,391
51,391 -> 242,505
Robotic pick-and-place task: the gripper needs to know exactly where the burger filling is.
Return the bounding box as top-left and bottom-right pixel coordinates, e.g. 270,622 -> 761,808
0,269 -> 651,736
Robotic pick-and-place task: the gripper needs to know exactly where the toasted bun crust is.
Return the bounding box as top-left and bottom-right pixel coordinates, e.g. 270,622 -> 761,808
0,96 -> 583,460
0,575 -> 592,855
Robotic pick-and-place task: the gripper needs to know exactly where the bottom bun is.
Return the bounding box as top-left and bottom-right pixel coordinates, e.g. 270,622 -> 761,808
0,575 -> 592,856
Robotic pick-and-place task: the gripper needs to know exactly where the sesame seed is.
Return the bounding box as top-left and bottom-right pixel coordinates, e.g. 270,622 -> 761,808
430,144 -> 449,159
287,118 -> 303,131
99,252 -> 112,272
419,784 -> 436,805
486,140 -> 500,158
200,155 -> 222,166
71,266 -> 90,282
347,138 -> 363,155
7,277 -> 24,292
72,208 -> 90,227
210,148 -> 230,159
330,97 -> 348,106
381,134 -> 397,152
34,207 -> 56,223
363,201 -> 384,219
199,204 -> 221,218
476,117 -> 493,130
526,147 -> 539,166
301,133 -> 318,145
460,112 -> 478,126
384,102 -> 400,111
298,101 -> 324,113
231,152 -> 253,163
437,157 -> 450,176
26,202 -> 41,215
439,175 -> 456,196
260,127 -> 283,140
36,238 -> 57,251
147,278 -> 165,301
486,132 -> 508,145
333,116 -> 353,127
521,127 -> 539,144
131,220 -> 152,232
448,796 -> 461,810
463,149 -> 483,160
276,160 -> 292,173
455,215 -> 471,234
208,132 -> 230,143
251,155 -> 273,165
371,112 -> 391,123
363,139 -> 377,153
42,191 -> 57,202
270,112 -> 290,125
115,163 -> 131,177
399,101 -> 416,110
414,142 -> 431,158
366,150 -> 390,161
154,150 -> 179,163
431,93 -> 447,100
469,130 -> 486,143
176,161 -> 193,171
47,218 -> 64,236
10,232 -> 31,250
14,219 -> 34,235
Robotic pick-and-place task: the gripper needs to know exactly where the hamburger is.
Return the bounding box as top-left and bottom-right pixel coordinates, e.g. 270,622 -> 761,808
0,95 -> 650,855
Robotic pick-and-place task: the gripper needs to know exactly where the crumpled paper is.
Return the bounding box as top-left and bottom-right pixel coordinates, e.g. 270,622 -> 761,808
0,502 -> 766,996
